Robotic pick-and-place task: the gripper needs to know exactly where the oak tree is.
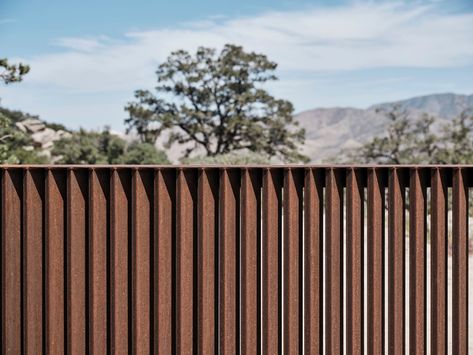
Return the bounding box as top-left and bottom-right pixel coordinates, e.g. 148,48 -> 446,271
125,44 -> 307,162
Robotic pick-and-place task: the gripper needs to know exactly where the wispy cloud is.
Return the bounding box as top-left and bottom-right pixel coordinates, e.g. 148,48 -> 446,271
22,2 -> 473,93
1,1 -> 472,129
53,36 -> 111,52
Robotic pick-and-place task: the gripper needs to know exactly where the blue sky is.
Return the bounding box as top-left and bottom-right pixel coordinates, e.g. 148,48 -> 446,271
1,0 -> 472,130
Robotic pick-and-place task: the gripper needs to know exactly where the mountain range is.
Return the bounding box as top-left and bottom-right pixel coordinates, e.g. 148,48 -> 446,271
7,92 -> 473,163
295,93 -> 473,162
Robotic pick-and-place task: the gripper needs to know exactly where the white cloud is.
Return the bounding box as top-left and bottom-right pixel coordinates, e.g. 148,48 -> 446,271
1,1 -> 472,130
52,36 -> 110,52
18,2 -> 473,93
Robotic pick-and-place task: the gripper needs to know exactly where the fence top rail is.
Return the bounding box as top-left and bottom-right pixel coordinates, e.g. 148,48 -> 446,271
1,164 -> 473,170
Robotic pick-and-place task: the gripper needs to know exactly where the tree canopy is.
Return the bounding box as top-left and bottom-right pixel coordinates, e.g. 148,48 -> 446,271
125,44 -> 307,162
0,111 -> 47,164
181,151 -> 270,165
0,59 -> 46,163
436,110 -> 473,163
0,58 -> 30,85
52,128 -> 170,164
347,108 -> 473,164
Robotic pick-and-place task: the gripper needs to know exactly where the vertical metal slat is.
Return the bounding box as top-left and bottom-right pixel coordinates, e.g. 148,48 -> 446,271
240,168 -> 261,354
367,168 -> 384,354
176,169 -> 197,354
198,168 -> 218,354
24,169 -> 44,354
46,169 -> 66,354
388,168 -> 405,355
262,168 -> 282,354
67,169 -> 87,354
2,169 -> 22,354
219,169 -> 240,354
346,168 -> 364,355
110,169 -> 130,354
155,169 -> 174,354
452,168 -> 468,355
283,168 -> 303,353
325,168 -> 344,354
132,169 -> 152,353
409,168 -> 426,355
431,168 -> 448,355
304,168 -> 324,354
89,169 -> 108,354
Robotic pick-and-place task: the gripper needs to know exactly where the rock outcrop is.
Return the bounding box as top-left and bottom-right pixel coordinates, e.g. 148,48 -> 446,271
15,118 -> 71,159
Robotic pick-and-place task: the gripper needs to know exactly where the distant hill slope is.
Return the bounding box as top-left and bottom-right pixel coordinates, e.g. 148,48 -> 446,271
296,93 -> 473,162
4,93 -> 472,163
372,93 -> 473,119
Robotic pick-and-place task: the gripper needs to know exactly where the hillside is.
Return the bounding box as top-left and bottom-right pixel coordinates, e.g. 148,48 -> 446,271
3,93 -> 472,163
296,93 -> 473,162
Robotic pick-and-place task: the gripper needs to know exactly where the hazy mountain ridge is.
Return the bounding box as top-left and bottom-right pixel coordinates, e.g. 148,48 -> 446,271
6,93 -> 472,163
296,93 -> 473,162
372,93 -> 473,119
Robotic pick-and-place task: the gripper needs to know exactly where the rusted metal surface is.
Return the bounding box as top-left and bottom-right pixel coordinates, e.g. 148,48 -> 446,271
430,168 -> 448,355
89,169 -> 108,354
304,168 -> 324,355
0,165 -> 470,354
219,169 -> 239,354
67,169 -> 87,354
2,169 -> 22,354
110,169 -> 129,355
367,168 -> 386,354
155,169 -> 174,354
409,168 -> 427,355
176,169 -> 196,354
46,169 -> 66,354
24,170 -> 44,354
197,168 -> 218,354
283,168 -> 303,354
325,168 -> 344,354
346,168 -> 364,355
388,168 -> 406,355
452,168 -> 468,355
262,168 -> 282,354
240,168 -> 261,354
132,169 -> 152,354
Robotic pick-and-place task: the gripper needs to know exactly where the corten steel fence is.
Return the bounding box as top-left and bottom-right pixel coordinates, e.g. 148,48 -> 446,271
0,165 -> 470,354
